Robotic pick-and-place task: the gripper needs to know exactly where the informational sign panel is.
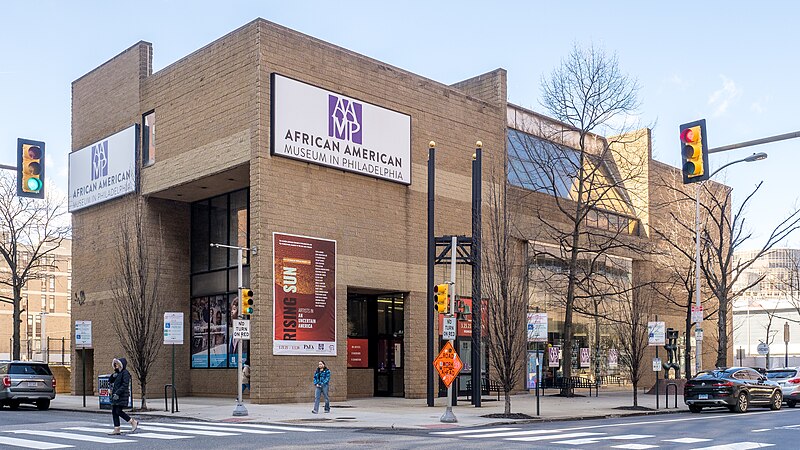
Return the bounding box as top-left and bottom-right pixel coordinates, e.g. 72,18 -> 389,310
68,125 -> 137,212
433,341 -> 463,388
233,320 -> 250,340
347,338 -> 368,368
548,346 -> 560,368
653,357 -> 662,372
75,321 -> 92,348
527,312 -> 548,342
648,321 -> 666,346
527,351 -> 542,389
691,305 -> 704,324
580,348 -> 591,368
442,317 -> 457,341
696,328 -> 704,342
608,348 -> 619,369
273,233 -> 337,355
271,73 -> 412,185
163,312 -> 184,345
757,342 -> 770,355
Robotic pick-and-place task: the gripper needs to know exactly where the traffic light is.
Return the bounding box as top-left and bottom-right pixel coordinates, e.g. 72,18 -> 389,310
17,138 -> 45,199
434,283 -> 449,314
680,120 -> 709,184
240,288 -> 254,316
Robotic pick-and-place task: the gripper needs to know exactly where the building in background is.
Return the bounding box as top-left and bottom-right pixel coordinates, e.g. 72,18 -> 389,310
733,248 -> 800,368
0,239 -> 72,363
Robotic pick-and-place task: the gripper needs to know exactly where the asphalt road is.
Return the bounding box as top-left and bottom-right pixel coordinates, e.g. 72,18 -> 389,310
2,405 -> 800,449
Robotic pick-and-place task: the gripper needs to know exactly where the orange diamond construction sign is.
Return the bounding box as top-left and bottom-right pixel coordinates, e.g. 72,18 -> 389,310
433,341 -> 463,388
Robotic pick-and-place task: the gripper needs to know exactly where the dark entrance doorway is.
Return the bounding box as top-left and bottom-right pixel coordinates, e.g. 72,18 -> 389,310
347,292 -> 404,397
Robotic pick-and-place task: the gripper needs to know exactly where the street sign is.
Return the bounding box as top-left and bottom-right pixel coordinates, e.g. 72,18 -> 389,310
433,341 -> 463,388
75,321 -> 92,348
548,346 -> 560,368
653,357 -> 662,371
163,312 -> 184,345
696,328 -> 704,342
648,322 -> 666,346
691,305 -> 704,324
527,312 -> 548,342
442,317 -> 457,341
757,342 -> 770,355
233,319 -> 251,340
785,322 -> 791,344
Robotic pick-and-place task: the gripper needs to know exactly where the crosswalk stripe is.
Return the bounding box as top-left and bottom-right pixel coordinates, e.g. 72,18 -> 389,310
464,430 -> 564,439
554,434 -> 654,445
508,431 -> 605,442
691,443 -> 775,450
665,438 -> 712,444
156,424 -> 281,435
611,445 -> 659,450
136,425 -> 237,437
8,430 -> 135,444
431,427 -> 521,435
0,436 -> 74,449
178,422 -> 323,432
64,427 -> 192,440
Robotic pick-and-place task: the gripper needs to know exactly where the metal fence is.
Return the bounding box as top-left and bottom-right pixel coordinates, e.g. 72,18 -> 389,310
5,337 -> 71,365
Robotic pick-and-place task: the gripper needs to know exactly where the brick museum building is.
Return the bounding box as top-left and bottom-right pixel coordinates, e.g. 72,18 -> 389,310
70,18 -> 727,403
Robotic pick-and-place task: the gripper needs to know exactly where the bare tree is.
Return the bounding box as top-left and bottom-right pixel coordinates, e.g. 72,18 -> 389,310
700,181 -> 800,368
483,171 -> 528,414
0,173 -> 69,360
513,44 -> 643,391
612,283 -> 653,407
111,196 -> 163,410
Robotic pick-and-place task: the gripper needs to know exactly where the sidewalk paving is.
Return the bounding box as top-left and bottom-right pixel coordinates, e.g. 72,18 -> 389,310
50,386 -> 688,430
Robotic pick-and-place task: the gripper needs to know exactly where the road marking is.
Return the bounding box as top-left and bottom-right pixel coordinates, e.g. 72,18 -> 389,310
0,436 -> 73,449
691,443 -> 775,450
157,423 -> 281,435
611,445 -> 659,450
554,434 -> 654,445
508,432 -> 605,442
750,429 -> 771,432
7,430 -> 135,444
178,422 -> 323,432
431,427 -> 520,435
463,430 -> 563,438
64,427 -> 191,440
136,425 -> 237,436
666,438 -> 712,443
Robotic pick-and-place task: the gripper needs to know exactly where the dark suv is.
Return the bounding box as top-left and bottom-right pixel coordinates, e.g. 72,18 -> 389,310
684,367 -> 782,413
0,361 -> 56,410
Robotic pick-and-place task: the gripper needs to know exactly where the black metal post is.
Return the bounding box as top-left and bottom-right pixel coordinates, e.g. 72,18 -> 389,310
536,342 -> 540,416
427,142 -> 436,407
82,348 -> 86,408
471,143 -> 482,407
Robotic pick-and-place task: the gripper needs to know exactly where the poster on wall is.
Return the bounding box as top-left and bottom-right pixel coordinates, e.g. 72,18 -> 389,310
273,232 -> 337,355
208,295 -> 228,367
580,347 -> 591,368
191,297 -> 210,368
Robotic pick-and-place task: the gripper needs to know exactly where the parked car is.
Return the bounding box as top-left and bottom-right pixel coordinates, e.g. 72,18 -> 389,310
684,367 -> 782,413
0,361 -> 56,410
766,367 -> 800,408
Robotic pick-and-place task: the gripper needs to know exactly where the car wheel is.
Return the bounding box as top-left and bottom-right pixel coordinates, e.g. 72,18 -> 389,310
733,392 -> 749,413
788,400 -> 796,408
770,392 -> 782,411
36,399 -> 50,411
8,400 -> 20,410
689,405 -> 703,413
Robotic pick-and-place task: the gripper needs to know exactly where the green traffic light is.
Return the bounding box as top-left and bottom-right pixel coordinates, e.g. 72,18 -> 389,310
26,177 -> 42,191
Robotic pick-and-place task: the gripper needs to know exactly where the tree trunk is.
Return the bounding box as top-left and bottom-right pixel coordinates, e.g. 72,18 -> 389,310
632,381 -> 638,407
685,307 -> 692,378
504,391 -> 511,414
140,381 -> 147,410
12,286 -> 21,360
716,296 -> 728,368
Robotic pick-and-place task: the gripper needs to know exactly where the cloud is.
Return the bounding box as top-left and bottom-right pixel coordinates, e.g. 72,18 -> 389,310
708,75 -> 741,117
751,95 -> 770,114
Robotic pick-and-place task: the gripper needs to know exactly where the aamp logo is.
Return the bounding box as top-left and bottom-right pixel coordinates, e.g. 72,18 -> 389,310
328,95 -> 362,144
91,140 -> 109,180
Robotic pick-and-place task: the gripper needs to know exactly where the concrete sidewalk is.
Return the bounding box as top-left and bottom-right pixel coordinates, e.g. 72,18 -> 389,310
50,387 -> 687,429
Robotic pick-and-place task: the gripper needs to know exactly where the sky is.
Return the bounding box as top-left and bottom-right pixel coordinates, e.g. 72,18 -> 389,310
2,1 -> 799,250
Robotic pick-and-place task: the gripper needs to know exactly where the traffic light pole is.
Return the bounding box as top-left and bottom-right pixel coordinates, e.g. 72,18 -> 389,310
440,236 -> 458,423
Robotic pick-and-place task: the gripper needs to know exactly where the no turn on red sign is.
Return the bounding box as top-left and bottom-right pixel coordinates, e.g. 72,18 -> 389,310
433,341 -> 463,388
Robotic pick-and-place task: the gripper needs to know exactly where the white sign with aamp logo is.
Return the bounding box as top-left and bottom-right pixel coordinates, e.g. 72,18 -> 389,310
271,73 -> 411,185
68,125 -> 137,212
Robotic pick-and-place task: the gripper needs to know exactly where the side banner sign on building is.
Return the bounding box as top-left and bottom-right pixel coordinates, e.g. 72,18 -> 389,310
271,73 -> 412,185
273,233 -> 337,355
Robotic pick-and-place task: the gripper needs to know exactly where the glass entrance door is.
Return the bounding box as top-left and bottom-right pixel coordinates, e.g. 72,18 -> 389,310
374,294 -> 404,397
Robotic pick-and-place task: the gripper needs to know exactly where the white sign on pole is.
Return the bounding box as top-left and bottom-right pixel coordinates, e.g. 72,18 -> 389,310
691,305 -> 704,324
75,321 -> 92,348
653,357 -> 662,372
608,348 -> 619,369
233,320 -> 251,340
648,321 -> 666,346
68,125 -> 137,212
696,328 -> 704,342
527,312 -> 548,342
163,312 -> 184,345
442,317 -> 457,341
757,342 -> 770,355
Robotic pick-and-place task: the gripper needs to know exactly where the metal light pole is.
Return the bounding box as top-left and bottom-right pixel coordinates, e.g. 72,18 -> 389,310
694,152 -> 767,376
785,322 -> 790,368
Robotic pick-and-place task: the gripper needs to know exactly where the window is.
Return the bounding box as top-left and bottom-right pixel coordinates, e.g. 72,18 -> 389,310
40,294 -> 46,311
49,276 -> 55,291
143,111 -> 156,165
48,295 -> 55,312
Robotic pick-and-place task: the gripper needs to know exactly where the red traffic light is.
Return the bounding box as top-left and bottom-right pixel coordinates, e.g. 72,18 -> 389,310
680,128 -> 698,144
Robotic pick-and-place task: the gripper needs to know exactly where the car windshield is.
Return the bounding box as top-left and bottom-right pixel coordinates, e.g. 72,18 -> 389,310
767,370 -> 797,379
8,364 -> 52,376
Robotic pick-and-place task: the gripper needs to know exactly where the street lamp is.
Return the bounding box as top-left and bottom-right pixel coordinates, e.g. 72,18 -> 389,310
694,152 -> 767,376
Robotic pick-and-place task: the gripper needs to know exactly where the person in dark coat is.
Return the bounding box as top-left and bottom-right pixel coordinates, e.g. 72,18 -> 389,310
108,358 -> 138,435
